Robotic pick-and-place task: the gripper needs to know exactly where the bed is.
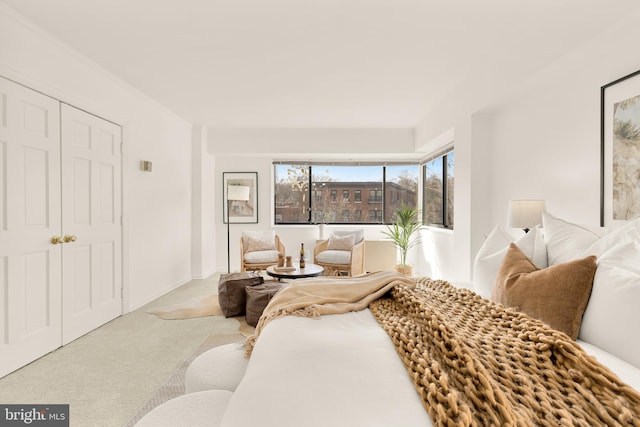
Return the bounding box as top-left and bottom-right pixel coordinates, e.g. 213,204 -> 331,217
224,309 -> 432,426
220,214 -> 640,426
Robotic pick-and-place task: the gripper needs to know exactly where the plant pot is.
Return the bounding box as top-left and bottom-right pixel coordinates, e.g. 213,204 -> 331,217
395,264 -> 413,277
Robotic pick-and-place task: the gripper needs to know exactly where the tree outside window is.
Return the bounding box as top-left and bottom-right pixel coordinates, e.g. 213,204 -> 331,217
423,150 -> 454,228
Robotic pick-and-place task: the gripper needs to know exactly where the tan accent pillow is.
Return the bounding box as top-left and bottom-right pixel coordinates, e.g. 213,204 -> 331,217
493,243 -> 596,339
327,233 -> 356,251
243,231 -> 276,253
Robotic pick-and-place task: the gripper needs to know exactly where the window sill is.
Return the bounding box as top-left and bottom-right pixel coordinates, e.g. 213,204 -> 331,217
422,225 -> 454,235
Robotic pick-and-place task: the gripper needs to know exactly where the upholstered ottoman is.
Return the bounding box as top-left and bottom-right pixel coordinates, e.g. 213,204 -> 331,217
134,389 -> 232,427
185,342 -> 248,393
218,272 -> 263,317
245,281 -> 283,327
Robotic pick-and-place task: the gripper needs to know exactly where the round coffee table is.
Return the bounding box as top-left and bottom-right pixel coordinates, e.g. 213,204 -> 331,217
266,263 -> 324,281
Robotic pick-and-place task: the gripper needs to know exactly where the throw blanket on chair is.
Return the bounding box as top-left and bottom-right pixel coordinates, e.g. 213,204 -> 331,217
369,278 -> 640,426
244,271 -> 415,356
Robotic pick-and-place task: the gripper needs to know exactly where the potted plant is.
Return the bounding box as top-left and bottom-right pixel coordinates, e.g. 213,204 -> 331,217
381,205 -> 421,276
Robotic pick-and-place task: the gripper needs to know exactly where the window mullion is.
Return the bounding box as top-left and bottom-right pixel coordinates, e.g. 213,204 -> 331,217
442,155 -> 448,228
307,165 -> 312,224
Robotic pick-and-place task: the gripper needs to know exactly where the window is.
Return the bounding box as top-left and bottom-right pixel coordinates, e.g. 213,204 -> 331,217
422,149 -> 454,228
385,164 -> 419,223
368,189 -> 382,203
274,162 -> 419,225
369,210 -> 383,223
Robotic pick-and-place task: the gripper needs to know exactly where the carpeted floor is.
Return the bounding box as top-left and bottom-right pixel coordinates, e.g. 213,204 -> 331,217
0,274 -> 253,427
122,332 -> 244,426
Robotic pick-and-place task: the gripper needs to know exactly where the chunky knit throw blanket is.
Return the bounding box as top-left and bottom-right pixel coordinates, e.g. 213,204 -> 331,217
370,278 -> 640,426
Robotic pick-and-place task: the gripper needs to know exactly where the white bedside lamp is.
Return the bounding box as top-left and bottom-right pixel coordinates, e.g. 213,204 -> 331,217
508,200 -> 545,233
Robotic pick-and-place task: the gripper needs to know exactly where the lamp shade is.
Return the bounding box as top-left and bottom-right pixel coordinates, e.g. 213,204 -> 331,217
227,185 -> 250,201
508,200 -> 545,229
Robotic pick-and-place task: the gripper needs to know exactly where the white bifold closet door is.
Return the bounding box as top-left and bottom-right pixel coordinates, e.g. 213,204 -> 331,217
0,76 -> 63,378
0,77 -> 122,378
60,103 -> 122,345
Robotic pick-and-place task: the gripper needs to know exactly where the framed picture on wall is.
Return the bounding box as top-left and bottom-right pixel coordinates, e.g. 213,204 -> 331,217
600,68 -> 640,226
223,172 -> 258,224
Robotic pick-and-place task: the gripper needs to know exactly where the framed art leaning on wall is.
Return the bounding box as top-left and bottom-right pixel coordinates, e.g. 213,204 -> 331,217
601,68 -> 640,226
223,172 -> 258,224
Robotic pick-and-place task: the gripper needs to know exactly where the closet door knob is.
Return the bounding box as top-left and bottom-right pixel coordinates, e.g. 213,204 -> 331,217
63,234 -> 77,243
51,236 -> 63,245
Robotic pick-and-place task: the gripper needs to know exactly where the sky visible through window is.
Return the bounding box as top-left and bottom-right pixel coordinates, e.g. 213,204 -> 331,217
311,165 -> 419,183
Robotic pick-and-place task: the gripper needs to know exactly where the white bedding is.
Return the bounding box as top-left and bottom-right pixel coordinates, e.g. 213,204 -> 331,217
221,309 -> 433,427
577,340 -> 640,391
221,308 -> 640,426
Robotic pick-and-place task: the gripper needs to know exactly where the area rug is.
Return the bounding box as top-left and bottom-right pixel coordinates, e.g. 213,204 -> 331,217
123,332 -> 245,427
146,294 -> 223,320
146,294 -> 256,337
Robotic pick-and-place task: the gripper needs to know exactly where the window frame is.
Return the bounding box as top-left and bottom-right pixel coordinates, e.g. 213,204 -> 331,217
421,147 -> 454,229
273,162 -> 419,225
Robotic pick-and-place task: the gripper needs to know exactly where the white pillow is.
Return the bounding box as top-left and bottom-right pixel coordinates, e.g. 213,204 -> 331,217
327,233 -> 356,251
579,240 -> 640,368
473,225 -> 513,299
332,229 -> 364,244
242,230 -> 276,253
473,225 -> 547,300
542,211 -> 607,265
580,216 -> 640,258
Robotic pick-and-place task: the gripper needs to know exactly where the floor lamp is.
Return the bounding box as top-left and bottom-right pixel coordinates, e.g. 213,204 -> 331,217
226,185 -> 251,273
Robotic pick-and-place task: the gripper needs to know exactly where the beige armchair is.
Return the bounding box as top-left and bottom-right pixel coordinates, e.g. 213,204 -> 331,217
314,229 -> 365,276
240,231 -> 285,272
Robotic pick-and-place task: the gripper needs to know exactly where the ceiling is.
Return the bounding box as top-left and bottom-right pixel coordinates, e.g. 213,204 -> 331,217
3,0 -> 639,128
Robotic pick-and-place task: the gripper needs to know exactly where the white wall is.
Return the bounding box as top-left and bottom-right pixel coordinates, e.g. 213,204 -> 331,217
0,6 -> 194,311
488,11 -> 640,228
191,125 -> 217,279
208,128 -> 415,156
415,8 -> 640,282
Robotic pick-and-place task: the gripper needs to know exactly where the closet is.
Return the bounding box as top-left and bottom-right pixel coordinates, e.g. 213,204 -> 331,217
0,76 -> 122,377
